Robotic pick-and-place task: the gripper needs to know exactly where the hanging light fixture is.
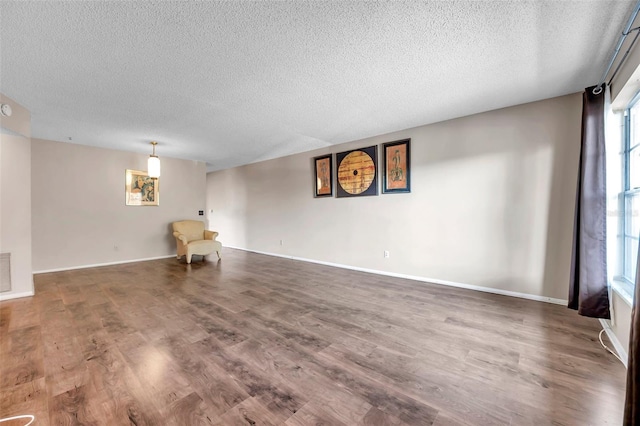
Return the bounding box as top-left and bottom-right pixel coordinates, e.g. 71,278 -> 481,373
148,141 -> 160,178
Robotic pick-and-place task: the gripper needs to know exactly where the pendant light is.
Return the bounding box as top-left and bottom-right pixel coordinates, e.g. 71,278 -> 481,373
148,141 -> 160,178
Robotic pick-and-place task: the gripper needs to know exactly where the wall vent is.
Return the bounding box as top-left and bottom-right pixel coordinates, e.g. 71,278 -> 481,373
0,253 -> 11,292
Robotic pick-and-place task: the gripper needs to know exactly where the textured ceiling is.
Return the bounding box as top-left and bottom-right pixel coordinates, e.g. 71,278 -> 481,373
0,1 -> 634,171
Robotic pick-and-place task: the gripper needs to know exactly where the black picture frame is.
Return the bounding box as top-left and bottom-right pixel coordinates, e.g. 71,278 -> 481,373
336,145 -> 378,198
313,154 -> 333,197
382,138 -> 411,194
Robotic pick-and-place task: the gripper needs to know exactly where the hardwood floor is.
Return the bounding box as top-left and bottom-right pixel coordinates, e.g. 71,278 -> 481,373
0,249 -> 627,425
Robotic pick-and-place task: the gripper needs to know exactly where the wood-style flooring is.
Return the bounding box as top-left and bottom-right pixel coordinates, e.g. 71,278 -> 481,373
0,249 -> 628,425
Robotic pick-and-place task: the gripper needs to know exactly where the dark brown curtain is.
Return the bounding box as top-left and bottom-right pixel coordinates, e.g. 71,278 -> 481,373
568,85 -> 610,319
624,244 -> 640,425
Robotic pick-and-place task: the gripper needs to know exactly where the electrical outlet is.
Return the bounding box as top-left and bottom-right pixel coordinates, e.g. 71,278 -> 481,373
280,240 -> 283,246
114,245 -> 119,251
384,250 -> 390,258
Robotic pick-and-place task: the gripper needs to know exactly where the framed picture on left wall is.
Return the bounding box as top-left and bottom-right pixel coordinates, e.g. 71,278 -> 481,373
125,169 -> 159,206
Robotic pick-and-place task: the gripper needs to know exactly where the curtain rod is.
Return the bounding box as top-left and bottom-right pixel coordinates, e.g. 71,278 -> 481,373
594,0 -> 640,94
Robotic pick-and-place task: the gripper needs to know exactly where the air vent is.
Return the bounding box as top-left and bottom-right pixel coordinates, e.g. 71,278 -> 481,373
0,253 -> 11,292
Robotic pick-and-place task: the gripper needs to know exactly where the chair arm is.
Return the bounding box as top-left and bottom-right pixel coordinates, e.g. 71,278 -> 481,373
204,230 -> 219,241
173,231 -> 188,245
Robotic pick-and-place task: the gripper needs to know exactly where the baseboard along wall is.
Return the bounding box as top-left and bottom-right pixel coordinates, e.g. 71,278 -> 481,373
225,245 -> 568,306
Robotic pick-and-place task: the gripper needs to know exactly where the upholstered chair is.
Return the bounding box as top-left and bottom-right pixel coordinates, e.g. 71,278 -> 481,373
172,220 -> 222,264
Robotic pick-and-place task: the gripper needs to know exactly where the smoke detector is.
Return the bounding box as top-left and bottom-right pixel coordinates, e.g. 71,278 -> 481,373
0,104 -> 12,117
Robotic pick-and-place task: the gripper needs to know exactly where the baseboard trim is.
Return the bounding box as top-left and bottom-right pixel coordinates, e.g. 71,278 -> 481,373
226,246 -> 568,306
599,318 -> 628,368
33,255 -> 176,274
31,247 -> 569,306
0,290 -> 35,301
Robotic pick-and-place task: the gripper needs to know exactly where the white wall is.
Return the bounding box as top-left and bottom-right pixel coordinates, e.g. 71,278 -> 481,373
31,139 -> 207,271
207,93 -> 582,301
608,291 -> 632,365
0,93 -> 33,300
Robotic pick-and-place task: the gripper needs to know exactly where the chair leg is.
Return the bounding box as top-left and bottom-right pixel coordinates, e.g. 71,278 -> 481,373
216,250 -> 221,259
186,254 -> 192,264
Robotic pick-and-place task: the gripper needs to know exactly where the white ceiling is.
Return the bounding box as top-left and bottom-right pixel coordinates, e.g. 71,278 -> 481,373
0,1 -> 634,171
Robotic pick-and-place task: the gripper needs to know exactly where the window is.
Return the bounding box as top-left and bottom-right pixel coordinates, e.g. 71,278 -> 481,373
619,98 -> 640,294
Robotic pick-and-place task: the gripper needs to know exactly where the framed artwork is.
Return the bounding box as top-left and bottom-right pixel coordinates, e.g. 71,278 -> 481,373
336,145 -> 378,197
382,138 -> 411,193
314,154 -> 333,197
125,169 -> 159,206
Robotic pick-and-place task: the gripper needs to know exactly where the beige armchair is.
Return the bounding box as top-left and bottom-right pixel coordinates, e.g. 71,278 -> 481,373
172,220 -> 222,264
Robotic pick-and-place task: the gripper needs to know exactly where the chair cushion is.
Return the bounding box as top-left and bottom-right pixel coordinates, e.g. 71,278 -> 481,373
188,239 -> 219,256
